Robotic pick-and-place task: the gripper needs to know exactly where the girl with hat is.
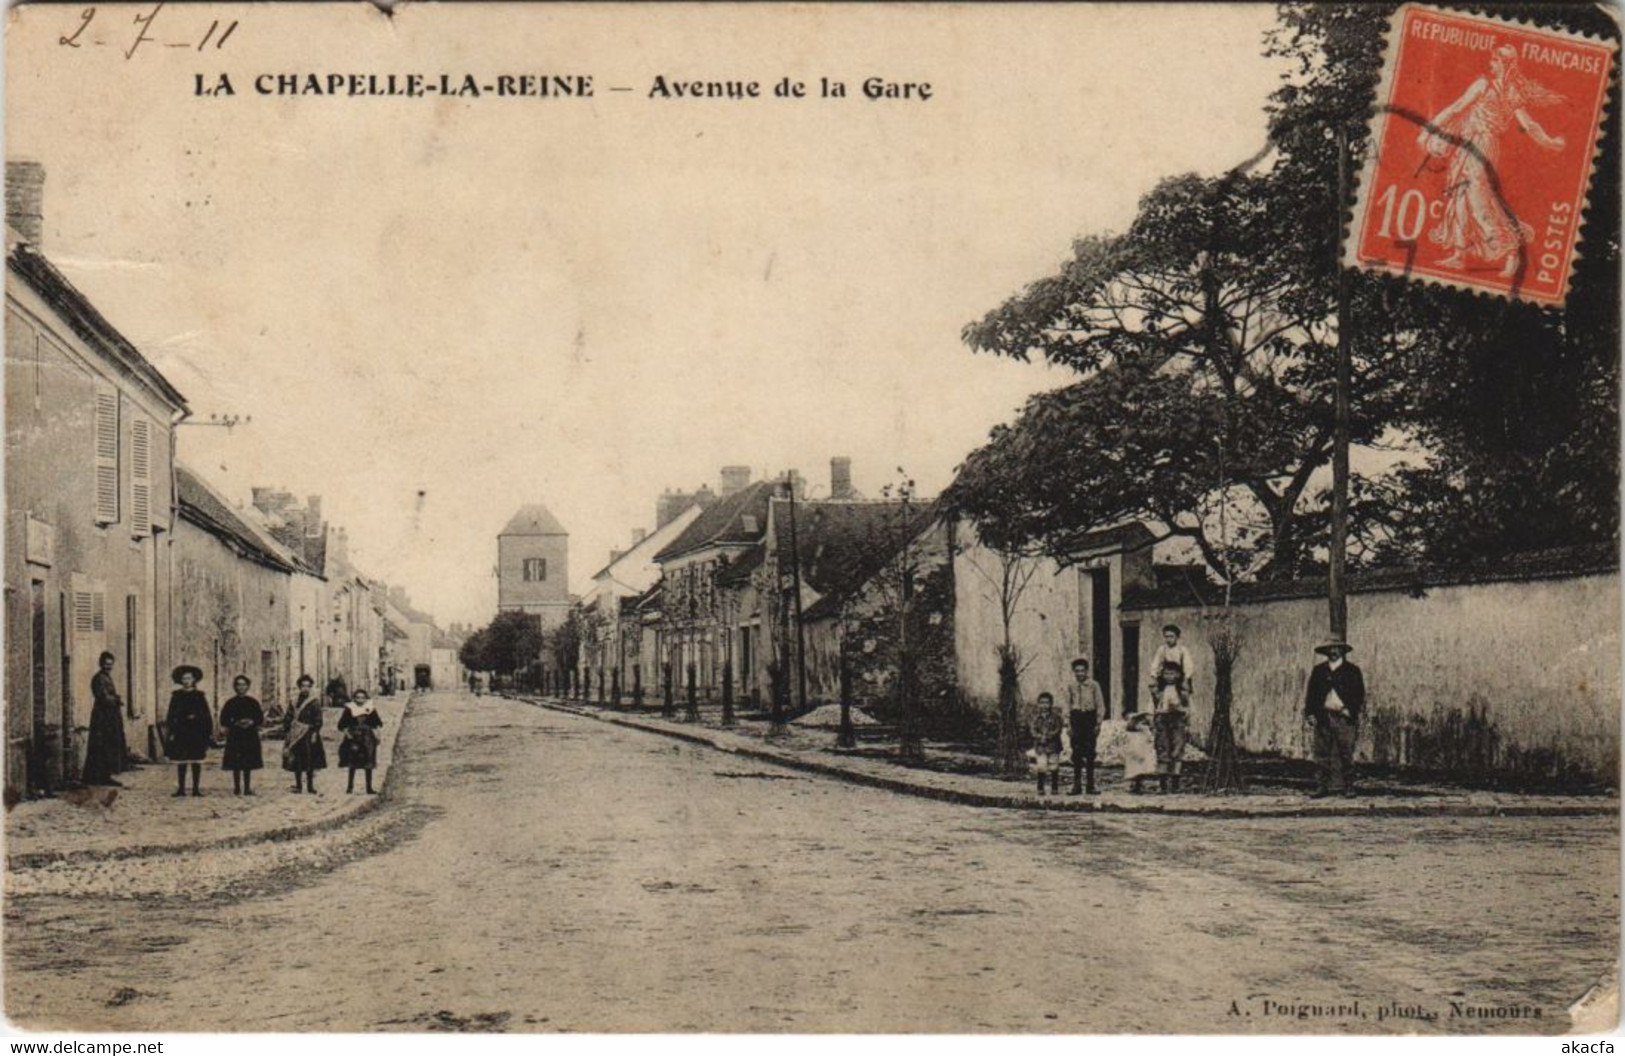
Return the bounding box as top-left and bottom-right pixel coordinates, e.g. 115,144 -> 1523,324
337,689 -> 384,794
282,674 -> 327,794
219,674 -> 266,796
165,665 -> 214,797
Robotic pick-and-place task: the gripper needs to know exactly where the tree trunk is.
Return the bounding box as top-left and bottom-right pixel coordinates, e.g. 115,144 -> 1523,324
684,662 -> 698,722
995,647 -> 1024,777
768,659 -> 785,733
721,660 -> 735,726
836,651 -> 856,749
1202,620 -> 1246,793
661,662 -> 674,718
897,648 -> 924,763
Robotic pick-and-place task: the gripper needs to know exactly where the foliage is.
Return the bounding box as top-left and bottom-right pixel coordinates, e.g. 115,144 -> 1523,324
459,610 -> 544,676
948,4 -> 1619,580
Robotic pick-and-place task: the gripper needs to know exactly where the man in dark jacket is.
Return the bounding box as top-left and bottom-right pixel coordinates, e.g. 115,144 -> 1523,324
1304,639 -> 1365,798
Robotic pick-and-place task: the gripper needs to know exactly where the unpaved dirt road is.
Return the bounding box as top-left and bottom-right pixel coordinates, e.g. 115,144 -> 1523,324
6,690 -> 1617,1033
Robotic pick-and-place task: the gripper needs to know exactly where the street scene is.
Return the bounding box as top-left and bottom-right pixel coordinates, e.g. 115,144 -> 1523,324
6,690 -> 1618,1033
4,0 -> 1622,1039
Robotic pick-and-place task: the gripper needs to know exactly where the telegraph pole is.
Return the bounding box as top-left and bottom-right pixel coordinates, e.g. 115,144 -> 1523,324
1330,128 -> 1353,641
786,472 -> 809,714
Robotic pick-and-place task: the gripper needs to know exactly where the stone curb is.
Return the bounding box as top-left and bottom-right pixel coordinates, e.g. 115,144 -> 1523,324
6,693 -> 419,873
517,696 -> 1618,820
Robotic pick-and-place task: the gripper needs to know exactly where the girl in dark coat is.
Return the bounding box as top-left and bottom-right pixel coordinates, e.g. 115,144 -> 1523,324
337,689 -> 384,794
165,665 -> 213,797
282,674 -> 327,794
81,651 -> 127,787
220,674 -> 266,796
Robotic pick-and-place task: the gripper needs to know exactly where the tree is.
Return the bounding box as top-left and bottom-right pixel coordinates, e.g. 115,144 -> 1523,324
843,473 -> 939,762
955,166 -> 1420,582
956,537 -> 1040,777
954,4 -> 1619,582
458,627 -> 493,673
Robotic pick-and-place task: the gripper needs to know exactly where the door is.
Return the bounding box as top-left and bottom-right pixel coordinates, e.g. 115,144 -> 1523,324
261,650 -> 278,708
1086,568 -> 1113,718
1121,622 -> 1140,715
30,582 -> 47,791
125,594 -> 138,719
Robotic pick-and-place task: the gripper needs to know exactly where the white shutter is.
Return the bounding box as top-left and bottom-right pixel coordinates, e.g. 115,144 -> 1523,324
93,384 -> 119,524
73,591 -> 95,634
131,416 -> 152,536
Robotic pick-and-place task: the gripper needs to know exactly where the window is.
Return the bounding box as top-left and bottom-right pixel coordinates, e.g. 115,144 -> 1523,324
523,558 -> 547,582
93,382 -> 119,524
131,415 -> 152,537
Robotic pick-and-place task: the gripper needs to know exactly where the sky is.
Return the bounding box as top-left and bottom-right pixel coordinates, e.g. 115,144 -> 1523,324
7,3 -> 1287,626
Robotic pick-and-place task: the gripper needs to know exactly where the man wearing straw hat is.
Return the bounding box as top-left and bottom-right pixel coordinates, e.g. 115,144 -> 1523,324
1303,639 -> 1365,798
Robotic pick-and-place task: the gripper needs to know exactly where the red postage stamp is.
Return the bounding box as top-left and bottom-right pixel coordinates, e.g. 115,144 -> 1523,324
1347,4 -> 1616,306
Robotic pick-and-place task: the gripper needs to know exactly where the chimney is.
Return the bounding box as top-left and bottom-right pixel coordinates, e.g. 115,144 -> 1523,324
780,470 -> 806,500
830,457 -> 854,499
328,526 -> 348,567
608,548 -> 625,567
720,465 -> 752,497
6,161 -> 45,247
306,495 -> 323,534
631,528 -> 647,545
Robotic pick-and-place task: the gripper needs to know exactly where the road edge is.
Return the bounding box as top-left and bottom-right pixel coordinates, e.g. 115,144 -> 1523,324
518,696 -> 1619,820
6,692 -> 421,872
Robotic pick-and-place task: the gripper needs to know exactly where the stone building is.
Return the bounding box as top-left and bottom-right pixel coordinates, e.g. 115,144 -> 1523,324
497,504 -> 570,632
173,464 -> 303,724
4,161 -> 190,796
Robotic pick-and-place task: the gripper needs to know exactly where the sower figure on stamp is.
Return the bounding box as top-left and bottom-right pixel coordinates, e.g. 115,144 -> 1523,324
1419,44 -> 1566,279
1148,623 -> 1194,793
1030,692 -> 1063,796
1304,639 -> 1365,798
81,651 -> 127,788
1067,657 -> 1103,796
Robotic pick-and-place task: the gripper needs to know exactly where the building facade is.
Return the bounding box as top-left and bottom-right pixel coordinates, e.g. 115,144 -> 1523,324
5,169 -> 190,795
497,504 -> 570,631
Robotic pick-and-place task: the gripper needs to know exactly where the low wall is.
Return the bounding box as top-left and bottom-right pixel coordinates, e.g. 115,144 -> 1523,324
1124,570 -> 1620,785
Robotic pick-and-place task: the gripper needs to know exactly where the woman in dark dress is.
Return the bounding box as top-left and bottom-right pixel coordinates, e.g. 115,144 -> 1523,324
165,665 -> 213,797
337,689 -> 384,794
282,674 -> 327,794
81,651 -> 127,787
220,674 -> 265,796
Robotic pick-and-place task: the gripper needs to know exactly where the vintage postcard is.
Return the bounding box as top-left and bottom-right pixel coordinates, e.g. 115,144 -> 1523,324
3,0 -> 1620,1039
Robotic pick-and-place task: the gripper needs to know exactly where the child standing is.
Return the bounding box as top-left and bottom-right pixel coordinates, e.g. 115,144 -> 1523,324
1030,692 -> 1064,796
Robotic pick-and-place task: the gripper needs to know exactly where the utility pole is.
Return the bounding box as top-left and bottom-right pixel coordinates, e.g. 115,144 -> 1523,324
785,472 -> 809,715
1330,128 -> 1353,641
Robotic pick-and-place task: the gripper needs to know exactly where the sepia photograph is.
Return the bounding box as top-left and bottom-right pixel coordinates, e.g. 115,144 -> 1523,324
2,0 -> 1620,1038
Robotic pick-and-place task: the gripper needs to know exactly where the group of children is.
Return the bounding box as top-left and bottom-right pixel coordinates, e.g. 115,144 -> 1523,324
1029,624 -> 1196,796
146,665 -> 386,798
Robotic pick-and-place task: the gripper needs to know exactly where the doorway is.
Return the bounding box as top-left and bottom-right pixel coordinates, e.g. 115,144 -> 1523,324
1121,622 -> 1141,715
30,581 -> 46,791
1085,568 -> 1113,718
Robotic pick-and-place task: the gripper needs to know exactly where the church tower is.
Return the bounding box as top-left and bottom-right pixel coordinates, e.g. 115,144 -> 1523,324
497,503 -> 570,631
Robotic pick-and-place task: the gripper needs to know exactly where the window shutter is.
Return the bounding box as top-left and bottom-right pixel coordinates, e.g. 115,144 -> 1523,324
73,591 -> 94,634
131,416 -> 152,536
93,384 -> 119,524
91,591 -> 105,633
